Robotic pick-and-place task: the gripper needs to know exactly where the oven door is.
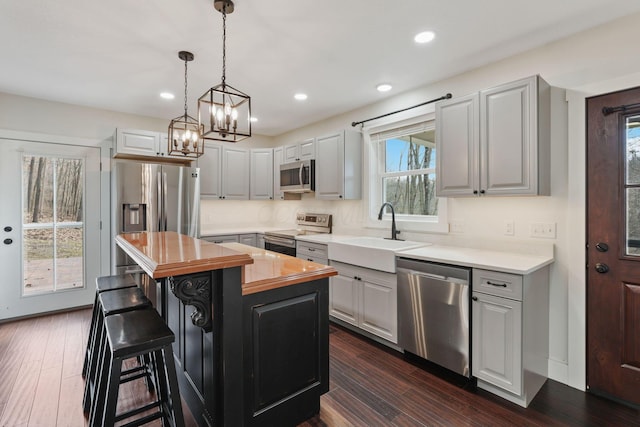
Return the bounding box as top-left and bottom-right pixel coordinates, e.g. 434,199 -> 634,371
263,235 -> 296,256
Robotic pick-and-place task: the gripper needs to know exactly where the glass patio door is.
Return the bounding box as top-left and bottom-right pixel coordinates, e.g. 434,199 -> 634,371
0,139 -> 101,320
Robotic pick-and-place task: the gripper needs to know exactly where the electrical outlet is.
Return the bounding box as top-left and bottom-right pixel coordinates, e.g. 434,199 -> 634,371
530,222 -> 556,238
504,220 -> 515,236
450,220 -> 465,233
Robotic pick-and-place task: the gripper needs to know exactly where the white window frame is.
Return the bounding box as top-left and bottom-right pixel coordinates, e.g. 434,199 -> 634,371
363,108 -> 448,234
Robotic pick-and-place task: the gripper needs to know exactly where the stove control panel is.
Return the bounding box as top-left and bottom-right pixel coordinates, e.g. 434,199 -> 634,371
296,213 -> 332,232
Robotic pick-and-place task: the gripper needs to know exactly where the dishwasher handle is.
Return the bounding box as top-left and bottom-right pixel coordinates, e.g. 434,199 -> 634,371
402,270 -> 447,281
397,267 -> 469,286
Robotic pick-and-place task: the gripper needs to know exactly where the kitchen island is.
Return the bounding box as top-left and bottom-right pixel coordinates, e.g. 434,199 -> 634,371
115,231 -> 337,427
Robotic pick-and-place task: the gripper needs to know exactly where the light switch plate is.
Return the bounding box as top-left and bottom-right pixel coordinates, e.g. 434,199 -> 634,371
530,222 -> 556,238
504,220 -> 515,236
450,220 -> 465,233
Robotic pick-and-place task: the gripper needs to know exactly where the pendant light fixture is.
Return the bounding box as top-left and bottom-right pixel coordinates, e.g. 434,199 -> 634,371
198,0 -> 251,143
168,51 -> 205,158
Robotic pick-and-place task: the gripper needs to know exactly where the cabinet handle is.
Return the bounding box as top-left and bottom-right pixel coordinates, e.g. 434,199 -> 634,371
308,248 -> 316,252
487,281 -> 507,287
472,296 -> 478,301
473,190 -> 478,195
480,190 -> 486,194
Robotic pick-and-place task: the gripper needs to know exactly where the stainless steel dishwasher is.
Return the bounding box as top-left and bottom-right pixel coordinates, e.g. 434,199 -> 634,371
397,257 -> 471,377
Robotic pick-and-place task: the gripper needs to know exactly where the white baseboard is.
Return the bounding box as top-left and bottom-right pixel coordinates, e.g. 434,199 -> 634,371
548,358 -> 569,384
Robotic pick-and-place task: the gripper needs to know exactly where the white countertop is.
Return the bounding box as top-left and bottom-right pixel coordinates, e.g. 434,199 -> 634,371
298,234 -> 553,275
396,245 -> 553,275
201,229 -> 554,275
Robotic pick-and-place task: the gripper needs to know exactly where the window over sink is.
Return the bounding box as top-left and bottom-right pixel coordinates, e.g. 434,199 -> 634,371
366,113 -> 447,233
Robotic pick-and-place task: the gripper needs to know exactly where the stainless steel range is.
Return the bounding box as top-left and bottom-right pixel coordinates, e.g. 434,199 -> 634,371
263,213 -> 332,256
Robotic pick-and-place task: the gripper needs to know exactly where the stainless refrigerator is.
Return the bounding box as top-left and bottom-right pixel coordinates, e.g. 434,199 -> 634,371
111,160 -> 200,275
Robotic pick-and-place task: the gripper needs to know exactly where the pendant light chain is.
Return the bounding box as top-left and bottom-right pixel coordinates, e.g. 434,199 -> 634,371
183,56 -> 189,117
221,4 -> 227,88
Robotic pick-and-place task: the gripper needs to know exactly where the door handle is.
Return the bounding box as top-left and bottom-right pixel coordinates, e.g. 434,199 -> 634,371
4,238 -> 13,245
594,263 -> 609,274
595,242 -> 609,252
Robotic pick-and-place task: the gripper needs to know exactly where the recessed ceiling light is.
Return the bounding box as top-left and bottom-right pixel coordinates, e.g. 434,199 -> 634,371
250,117 -> 258,122
160,92 -> 175,100
294,93 -> 308,101
376,84 -> 392,92
414,31 -> 435,44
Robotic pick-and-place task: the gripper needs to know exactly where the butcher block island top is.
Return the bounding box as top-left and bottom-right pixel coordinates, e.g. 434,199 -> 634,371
115,232 -> 336,293
220,242 -> 337,295
115,231 -> 254,278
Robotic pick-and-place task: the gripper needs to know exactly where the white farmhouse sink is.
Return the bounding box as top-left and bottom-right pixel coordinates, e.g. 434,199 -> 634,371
328,237 -> 427,273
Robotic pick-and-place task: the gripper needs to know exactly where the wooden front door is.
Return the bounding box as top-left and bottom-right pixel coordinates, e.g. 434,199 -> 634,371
586,87 -> 640,406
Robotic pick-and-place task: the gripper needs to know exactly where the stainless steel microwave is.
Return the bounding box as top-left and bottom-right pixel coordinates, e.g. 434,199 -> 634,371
280,159 -> 315,193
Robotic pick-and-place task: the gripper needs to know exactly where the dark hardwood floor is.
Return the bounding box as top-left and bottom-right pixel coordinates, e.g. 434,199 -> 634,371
0,308 -> 638,426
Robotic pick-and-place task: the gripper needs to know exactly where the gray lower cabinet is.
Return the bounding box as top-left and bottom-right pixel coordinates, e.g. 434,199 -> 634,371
328,261 -> 397,344
202,233 -> 258,247
471,267 -> 549,407
296,241 -> 328,265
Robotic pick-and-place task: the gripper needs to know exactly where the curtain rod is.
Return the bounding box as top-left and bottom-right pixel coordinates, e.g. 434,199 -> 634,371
351,93 -> 452,128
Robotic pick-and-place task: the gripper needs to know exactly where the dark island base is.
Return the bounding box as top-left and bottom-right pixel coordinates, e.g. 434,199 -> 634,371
157,267 -> 329,427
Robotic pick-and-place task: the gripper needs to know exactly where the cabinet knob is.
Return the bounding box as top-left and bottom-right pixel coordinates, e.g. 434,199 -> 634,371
4,238 -> 13,245
480,189 -> 486,194
473,190 -> 478,195
4,226 -> 12,232
472,296 -> 478,301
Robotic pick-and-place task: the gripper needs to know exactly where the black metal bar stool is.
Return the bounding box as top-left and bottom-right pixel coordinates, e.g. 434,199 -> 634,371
83,286 -> 152,415
82,274 -> 139,378
90,308 -> 184,427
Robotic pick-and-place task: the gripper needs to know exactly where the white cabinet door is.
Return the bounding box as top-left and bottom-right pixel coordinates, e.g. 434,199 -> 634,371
199,142 -> 223,198
472,292 -> 522,395
315,130 -> 361,200
360,279 -> 397,343
256,233 -> 265,249
238,233 -> 257,247
480,76 -> 537,195
115,129 -> 161,157
222,146 -> 250,200
315,133 -> 344,200
283,138 -> 315,162
298,138 -> 315,160
202,234 -> 239,244
273,147 -> 284,200
250,148 -> 273,200
283,144 -> 299,162
329,273 -> 359,326
436,93 -> 479,197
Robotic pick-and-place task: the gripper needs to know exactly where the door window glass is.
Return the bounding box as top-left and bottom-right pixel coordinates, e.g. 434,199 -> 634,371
22,155 -> 85,294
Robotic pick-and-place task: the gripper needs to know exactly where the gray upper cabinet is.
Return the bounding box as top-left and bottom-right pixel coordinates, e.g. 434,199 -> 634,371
436,75 -> 550,197
250,148 -> 273,200
115,128 -> 167,158
222,146 -> 250,200
315,130 -> 362,200
199,142 -> 223,198
273,147 -> 284,200
435,94 -> 480,196
284,138 -> 315,162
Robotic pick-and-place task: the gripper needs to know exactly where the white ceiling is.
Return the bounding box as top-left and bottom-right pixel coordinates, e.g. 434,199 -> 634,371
1,0 -> 639,136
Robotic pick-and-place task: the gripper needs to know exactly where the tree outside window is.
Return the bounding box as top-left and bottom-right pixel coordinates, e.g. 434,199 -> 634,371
378,128 -> 437,217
